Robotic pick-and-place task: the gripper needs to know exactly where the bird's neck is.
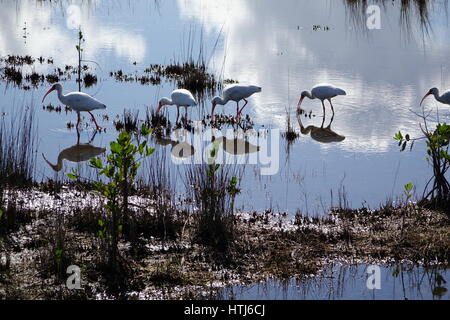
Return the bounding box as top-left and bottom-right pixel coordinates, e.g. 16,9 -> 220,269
56,87 -> 66,103
433,90 -> 444,103
217,97 -> 229,105
42,154 -> 63,172
302,91 -> 315,100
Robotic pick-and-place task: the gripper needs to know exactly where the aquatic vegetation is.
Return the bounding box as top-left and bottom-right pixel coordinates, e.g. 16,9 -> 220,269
110,69 -> 161,85
70,126 -> 154,292
207,114 -> 255,131
83,73 -> 97,88
1,55 -> 35,66
113,110 -> 141,133
344,0 -> 434,35
185,147 -> 242,257
395,115 -> 450,210
283,109 -> 299,142
145,108 -> 171,137
0,109 -> 36,187
149,61 -> 219,96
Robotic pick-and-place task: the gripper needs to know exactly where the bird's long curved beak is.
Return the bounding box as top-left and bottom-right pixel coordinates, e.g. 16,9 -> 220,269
297,96 -> 305,108
420,93 -> 431,106
211,104 -> 216,118
42,87 -> 55,103
42,153 -> 59,172
156,103 -> 163,113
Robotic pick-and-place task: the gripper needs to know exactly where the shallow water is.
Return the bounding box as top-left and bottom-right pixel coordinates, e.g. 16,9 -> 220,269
0,0 -> 449,215
219,264 -> 450,300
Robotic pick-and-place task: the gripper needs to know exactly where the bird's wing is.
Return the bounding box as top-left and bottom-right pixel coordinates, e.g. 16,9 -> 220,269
224,85 -> 249,100
312,85 -> 343,99
441,91 -> 450,103
65,92 -> 106,108
172,89 -> 197,106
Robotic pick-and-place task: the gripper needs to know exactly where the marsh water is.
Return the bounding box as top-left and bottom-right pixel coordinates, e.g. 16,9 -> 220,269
219,264 -> 450,300
1,0 -> 449,299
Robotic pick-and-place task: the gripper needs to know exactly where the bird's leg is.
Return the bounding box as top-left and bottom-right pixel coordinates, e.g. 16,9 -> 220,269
76,112 -> 81,129
328,99 -> 335,116
238,99 -> 249,117
236,101 -> 240,118
76,126 -> 81,145
320,115 -> 326,128
328,103 -> 335,128
89,129 -> 98,144
88,111 -> 101,130
321,100 -> 326,118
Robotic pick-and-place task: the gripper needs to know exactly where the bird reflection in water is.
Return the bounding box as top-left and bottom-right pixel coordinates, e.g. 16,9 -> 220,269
42,130 -> 106,172
212,136 -> 260,155
296,108 -> 345,144
156,136 -> 195,159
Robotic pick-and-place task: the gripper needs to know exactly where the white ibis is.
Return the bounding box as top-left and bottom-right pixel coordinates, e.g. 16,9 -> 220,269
42,83 -> 106,130
211,85 -> 262,118
156,89 -> 197,123
298,84 -> 346,116
420,88 -> 450,107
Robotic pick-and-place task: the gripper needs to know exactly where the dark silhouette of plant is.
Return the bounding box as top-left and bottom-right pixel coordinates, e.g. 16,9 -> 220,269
395,112 -> 450,207
69,125 -> 154,291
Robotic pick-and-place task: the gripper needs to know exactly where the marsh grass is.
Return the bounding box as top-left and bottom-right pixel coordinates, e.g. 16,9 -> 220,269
113,109 -> 141,133
138,149 -> 184,241
344,0 -> 434,36
185,163 -> 242,257
145,108 -> 171,137
0,109 -> 37,187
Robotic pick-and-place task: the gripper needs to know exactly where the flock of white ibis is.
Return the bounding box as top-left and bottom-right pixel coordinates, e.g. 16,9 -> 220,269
41,82 -> 450,131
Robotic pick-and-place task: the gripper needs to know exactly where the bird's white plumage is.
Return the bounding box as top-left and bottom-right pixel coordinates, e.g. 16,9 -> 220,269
61,91 -> 107,112
310,84 -> 347,100
157,89 -> 197,123
222,85 -> 262,102
170,89 -> 197,107
42,83 -> 106,130
211,85 -> 262,117
299,84 -> 347,115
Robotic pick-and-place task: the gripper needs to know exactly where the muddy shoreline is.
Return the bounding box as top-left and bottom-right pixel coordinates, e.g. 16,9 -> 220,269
1,185 -> 448,300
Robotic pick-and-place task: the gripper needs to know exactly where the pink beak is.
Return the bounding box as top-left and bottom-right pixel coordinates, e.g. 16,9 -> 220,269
156,103 -> 163,113
42,87 -> 55,103
420,92 -> 431,106
297,96 -> 305,108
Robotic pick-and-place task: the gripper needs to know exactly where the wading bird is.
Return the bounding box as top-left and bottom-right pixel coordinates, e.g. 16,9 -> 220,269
420,88 -> 450,107
211,85 -> 262,118
42,83 -> 107,130
298,84 -> 346,116
156,89 -> 197,123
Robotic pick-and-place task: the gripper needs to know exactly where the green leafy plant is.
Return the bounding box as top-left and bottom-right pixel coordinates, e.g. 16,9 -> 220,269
404,182 -> 414,201
69,125 -> 154,279
395,115 -> 450,205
